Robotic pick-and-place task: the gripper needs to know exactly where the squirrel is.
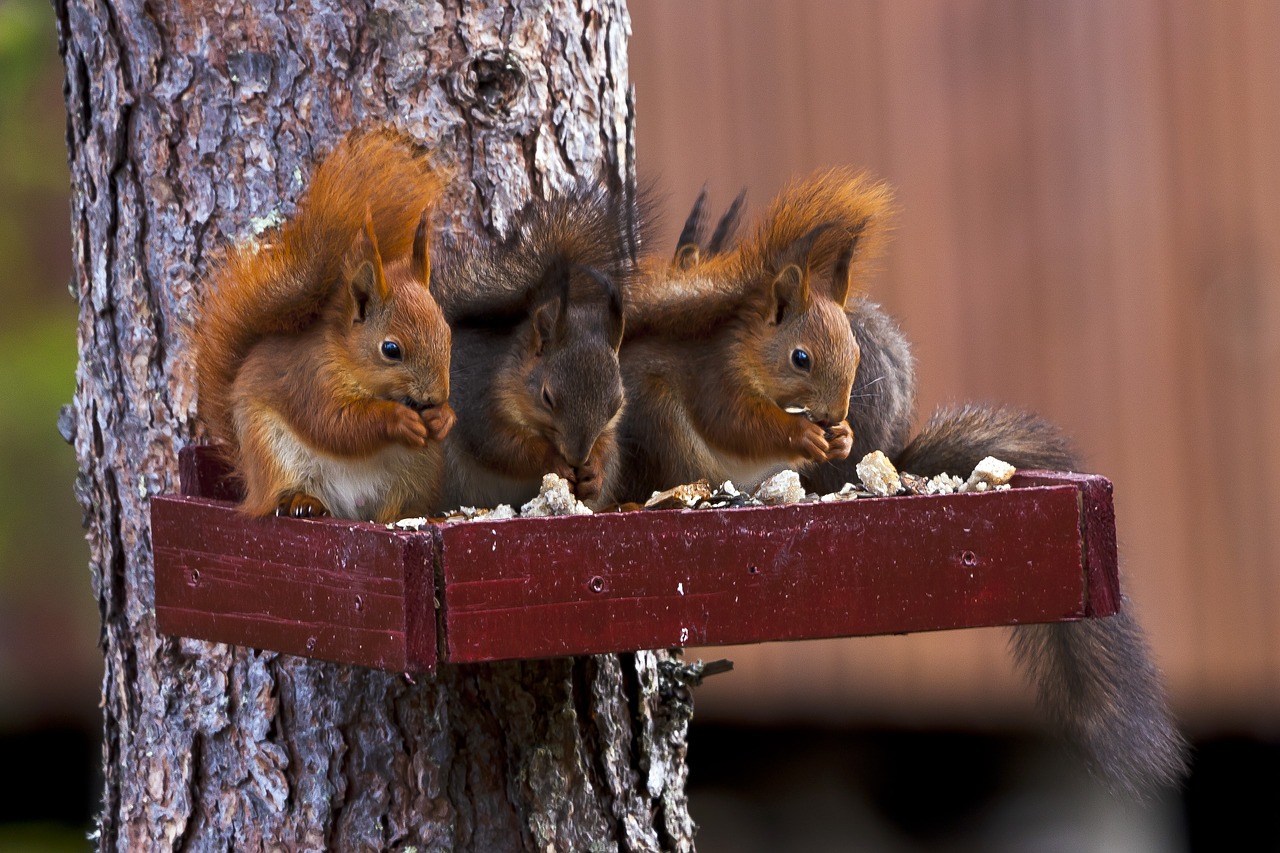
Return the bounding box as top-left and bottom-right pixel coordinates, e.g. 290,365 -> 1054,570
433,183 -> 636,509
611,170 -> 893,504
191,128 -> 455,523
793,256 -> 1189,796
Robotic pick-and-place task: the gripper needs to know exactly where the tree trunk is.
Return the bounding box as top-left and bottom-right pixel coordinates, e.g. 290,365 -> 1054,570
55,0 -> 696,848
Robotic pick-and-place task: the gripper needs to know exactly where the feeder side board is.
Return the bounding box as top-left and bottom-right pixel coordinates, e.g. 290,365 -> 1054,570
1012,470 -> 1120,615
436,481 -> 1099,664
152,495 -> 437,671
179,445 -> 241,501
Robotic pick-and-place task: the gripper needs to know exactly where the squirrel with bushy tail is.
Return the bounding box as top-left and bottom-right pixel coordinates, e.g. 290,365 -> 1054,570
642,174 -> 1189,799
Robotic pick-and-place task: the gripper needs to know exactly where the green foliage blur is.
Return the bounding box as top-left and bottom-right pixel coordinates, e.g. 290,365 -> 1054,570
0,0 -> 97,759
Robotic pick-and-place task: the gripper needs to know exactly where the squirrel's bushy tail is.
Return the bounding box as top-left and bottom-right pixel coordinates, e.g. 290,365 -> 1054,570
1012,608 -> 1189,798
193,128 -> 446,447
895,403 -> 1079,475
896,403 -> 1189,798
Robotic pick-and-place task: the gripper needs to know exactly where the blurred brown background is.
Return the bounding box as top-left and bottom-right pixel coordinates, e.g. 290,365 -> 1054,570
628,1 -> 1280,848
2,0 -> 1278,850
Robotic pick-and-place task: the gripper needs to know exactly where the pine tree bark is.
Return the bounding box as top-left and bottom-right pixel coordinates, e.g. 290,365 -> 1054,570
55,0 -> 696,849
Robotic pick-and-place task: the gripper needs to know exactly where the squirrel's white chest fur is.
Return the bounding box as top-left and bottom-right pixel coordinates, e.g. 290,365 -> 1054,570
255,410 -> 417,520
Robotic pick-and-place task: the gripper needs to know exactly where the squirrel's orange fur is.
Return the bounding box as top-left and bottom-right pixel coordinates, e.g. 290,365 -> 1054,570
191,128 -> 455,522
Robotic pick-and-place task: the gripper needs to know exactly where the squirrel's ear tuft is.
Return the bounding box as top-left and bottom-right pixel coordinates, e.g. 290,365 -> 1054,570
768,264 -> 810,324
673,185 -> 708,268
411,208 -> 431,286
706,188 -> 747,255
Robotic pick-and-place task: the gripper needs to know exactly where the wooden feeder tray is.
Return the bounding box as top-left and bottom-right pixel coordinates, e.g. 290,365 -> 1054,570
151,446 -> 1120,673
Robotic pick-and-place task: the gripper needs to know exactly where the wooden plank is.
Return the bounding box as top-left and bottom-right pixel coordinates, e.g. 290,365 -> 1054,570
1011,470 -> 1118,615
152,495 -> 437,672
438,476 -> 1109,664
155,446 -> 1116,672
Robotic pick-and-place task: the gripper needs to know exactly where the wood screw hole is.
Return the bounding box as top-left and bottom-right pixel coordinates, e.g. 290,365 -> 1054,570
748,565 -> 759,575
189,569 -> 200,585
588,576 -> 605,593
961,550 -> 978,567
354,594 -> 363,611
305,637 -> 317,652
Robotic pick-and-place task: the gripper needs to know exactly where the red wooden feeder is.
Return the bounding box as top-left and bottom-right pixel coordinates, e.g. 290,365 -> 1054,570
151,446 -> 1120,672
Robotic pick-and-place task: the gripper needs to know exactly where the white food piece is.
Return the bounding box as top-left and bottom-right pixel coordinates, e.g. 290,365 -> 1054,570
924,474 -> 964,495
458,504 -> 516,522
784,406 -> 809,415
753,470 -> 806,505
520,473 -> 593,517
392,516 -> 430,530
855,451 -> 902,497
961,456 -> 1016,493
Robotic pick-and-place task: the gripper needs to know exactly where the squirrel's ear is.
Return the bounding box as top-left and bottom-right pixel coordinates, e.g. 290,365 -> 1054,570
348,261 -> 382,323
580,266 -> 625,351
768,264 -> 810,325
530,298 -> 561,356
529,258 -> 572,353
829,234 -> 858,308
351,207 -> 390,306
411,208 -> 431,285
674,243 -> 700,271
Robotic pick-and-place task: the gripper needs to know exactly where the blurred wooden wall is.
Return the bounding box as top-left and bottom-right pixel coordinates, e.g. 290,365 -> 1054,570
630,0 -> 1280,732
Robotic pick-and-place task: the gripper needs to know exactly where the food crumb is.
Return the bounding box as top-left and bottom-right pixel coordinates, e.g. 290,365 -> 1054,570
856,451 -> 903,497
520,473 -> 593,517
753,470 -> 806,505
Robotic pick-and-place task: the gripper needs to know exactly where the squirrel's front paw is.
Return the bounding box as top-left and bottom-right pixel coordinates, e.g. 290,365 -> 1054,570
572,456 -> 604,502
421,403 -> 456,441
387,403 -> 429,447
823,421 -> 853,461
791,418 -> 831,462
546,453 -> 578,487
277,492 -> 330,519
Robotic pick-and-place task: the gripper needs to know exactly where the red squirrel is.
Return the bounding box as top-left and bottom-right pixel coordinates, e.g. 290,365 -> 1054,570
433,184 -> 637,509
612,169 -> 893,503
192,128 -> 455,522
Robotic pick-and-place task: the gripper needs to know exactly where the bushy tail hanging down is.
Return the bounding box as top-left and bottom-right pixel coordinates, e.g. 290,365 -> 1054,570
897,403 -> 1189,798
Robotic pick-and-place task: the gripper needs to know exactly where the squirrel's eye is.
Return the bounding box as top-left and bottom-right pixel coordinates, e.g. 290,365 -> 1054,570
791,348 -> 811,371
381,340 -> 403,361
542,386 -> 555,410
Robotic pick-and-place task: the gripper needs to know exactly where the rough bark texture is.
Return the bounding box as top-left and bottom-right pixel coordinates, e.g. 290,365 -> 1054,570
55,0 -> 695,848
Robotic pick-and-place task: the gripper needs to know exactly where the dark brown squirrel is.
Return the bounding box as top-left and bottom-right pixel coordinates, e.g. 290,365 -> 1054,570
191,128 -> 455,523
611,169 -> 894,504
433,182 -> 638,509
797,265 -> 1189,798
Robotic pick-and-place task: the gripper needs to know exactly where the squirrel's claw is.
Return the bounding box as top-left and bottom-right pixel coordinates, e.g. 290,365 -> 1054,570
277,492 -> 330,519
